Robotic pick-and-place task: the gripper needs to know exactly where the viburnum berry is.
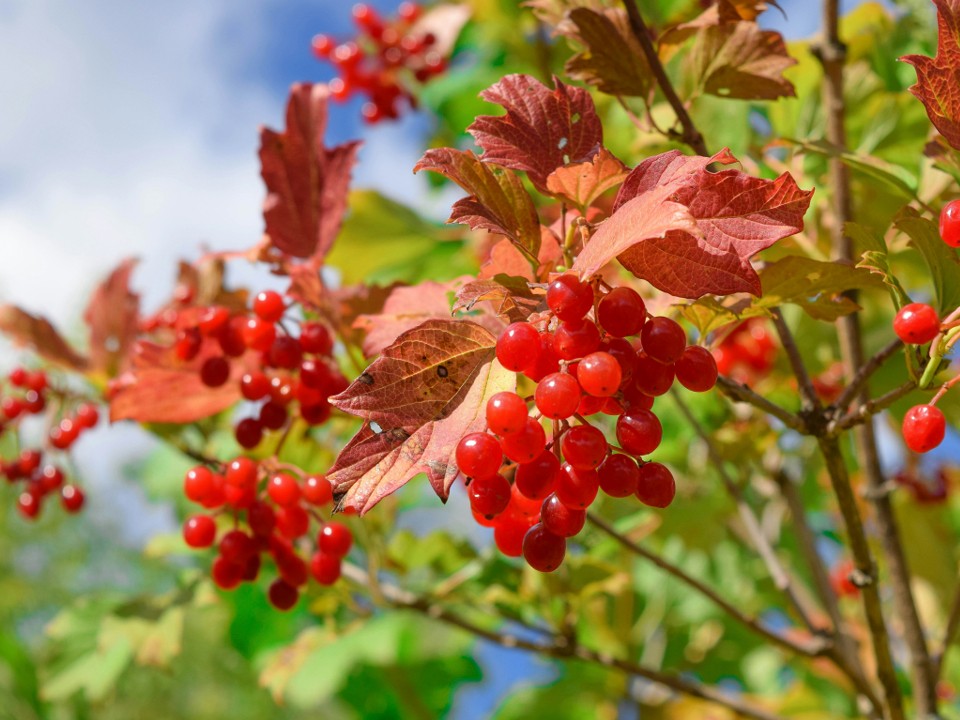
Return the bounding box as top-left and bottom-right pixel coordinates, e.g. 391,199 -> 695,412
468,474 -> 512,516
300,322 -> 334,355
555,462 -> 600,508
242,317 -> 277,353
522,524 -> 566,572
578,351 -> 622,397
893,303 -> 940,345
225,457 -> 258,487
641,317 -> 687,364
515,450 -> 560,501
675,346 -> 719,392
253,290 -> 285,322
200,356 -> 230,388
523,332 -> 560,382
560,424 -> 608,470
267,336 -> 303,369
546,274 -> 594,322
940,199 -> 960,248
902,404 -> 946,453
500,417 -> 546,464
597,287 -> 645,337
175,328 -> 202,362
267,473 -> 301,506
17,491 -> 40,520
220,530 -> 256,565
303,474 -> 333,505
268,579 -> 299,611
456,432 -> 503,478
75,403 -> 100,429
636,462 -> 676,508
616,410 -> 663,456
310,551 -> 342,584
247,501 -> 277,537
183,514 -> 217,548
600,338 -> 636,385
486,391 -> 528,435
276,505 -> 310,539
493,515 -> 529,557
598,453 -> 640,498
496,322 -> 541,372
319,522 -> 353,557
553,319 -> 601,360
631,353 -> 675,397
211,555 -> 243,590
540,494 -> 585,537
184,466 -> 216,503
535,372 -> 581,420
198,306 -> 230,335
259,401 -> 288,431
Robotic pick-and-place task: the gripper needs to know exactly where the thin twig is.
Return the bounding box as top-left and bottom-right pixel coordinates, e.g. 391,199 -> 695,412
770,308 -> 822,414
341,562 -> 789,720
716,375 -> 808,433
831,338 -> 904,413
829,381 -> 917,433
935,583 -> 960,679
620,0 -> 709,156
586,512 -> 828,658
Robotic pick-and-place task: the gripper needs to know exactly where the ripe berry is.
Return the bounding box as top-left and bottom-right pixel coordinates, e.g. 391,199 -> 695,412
496,322 -> 541,371
469,474 -> 512,516
248,501 -> 277,537
217,317 -> 248,357
198,306 -> 230,335
211,556 -> 243,590
553,319 -> 601,360
456,433 -> 503,478
632,353 -> 675,396
220,530 -> 256,565
253,290 -> 285,322
523,332 -> 561,382
616,410 -> 662,456
636,462 -> 676,508
641,317 -> 686,364
940,199 -> 960,248
675,346 -> 719,392
598,453 -> 640,498
515,450 -> 560,501
500,418 -> 546,464
310,551 -> 342,584
555,463 -> 599,508
17,491 -> 40,519
276,505 -> 310,539
600,338 -> 637,384
184,466 -> 215,503
303,474 -> 333,505
267,473 -> 301,506
267,336 -> 303,369
259,401 -> 288,430
225,457 -> 258,487
268,579 -> 299,611
493,515 -> 529,557
540,494 -> 585,537
60,485 -> 85,513
183,514 -> 217,548
200,356 -> 230,388
902,404 -> 946,454
535,372 -> 581,420
546,275 -> 594,322
560,425 -> 608,470
300,322 -> 333,355
597,287 -> 645,337
522,524 -> 566,572
578,352 -> 622,397
175,328 -> 202,362
75,403 -> 100,429
893,303 -> 940,345
486,391 -> 528,435
242,317 -> 277,353
319,522 -> 353,557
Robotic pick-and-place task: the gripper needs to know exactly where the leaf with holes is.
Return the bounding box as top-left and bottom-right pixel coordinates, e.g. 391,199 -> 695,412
468,74 -> 603,194
564,8 -> 652,97
83,258 -> 140,378
902,0 -> 960,151
0,306 -> 88,371
414,148 -> 541,259
259,83 -> 361,261
545,147 -> 628,212
453,275 -> 542,323
328,319 -> 514,514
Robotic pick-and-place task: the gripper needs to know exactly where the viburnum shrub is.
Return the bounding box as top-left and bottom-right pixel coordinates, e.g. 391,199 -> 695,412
5,1 -> 960,718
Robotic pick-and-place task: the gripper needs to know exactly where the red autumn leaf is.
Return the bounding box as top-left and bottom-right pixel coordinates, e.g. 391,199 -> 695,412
259,83 -> 361,261
83,259 -> 141,378
479,228 -> 563,282
328,319 -> 514,514
329,282 -> 402,351
174,258 -> 249,312
902,0 -> 960,151
609,149 -> 812,297
0,306 -> 88,371
452,274 -> 542,323
108,340 -> 245,424
414,148 -> 541,259
545,147 -> 629,211
468,74 -> 603,193
564,8 -> 653,97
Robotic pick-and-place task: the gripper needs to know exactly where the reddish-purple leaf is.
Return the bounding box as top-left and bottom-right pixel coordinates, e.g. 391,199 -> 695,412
414,148 -> 541,258
545,147 -> 629,211
468,74 -> 603,193
83,259 -> 141,377
328,319 -> 514,514
564,8 -> 653,97
0,306 -> 88,371
452,275 -> 542,323
902,0 -> 960,151
259,83 -> 361,261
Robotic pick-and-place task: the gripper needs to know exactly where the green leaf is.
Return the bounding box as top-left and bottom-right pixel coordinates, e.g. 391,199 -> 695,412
894,207 -> 960,314
848,221 -> 912,310
786,138 -> 919,200
758,255 -> 885,320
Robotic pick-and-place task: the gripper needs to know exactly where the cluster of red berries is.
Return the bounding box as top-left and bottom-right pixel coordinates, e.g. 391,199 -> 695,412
713,318 -> 777,384
455,275 -> 718,573
158,289 -> 347,450
181,458 -> 351,610
893,302 -> 953,454
312,3 -> 446,123
1,368 -> 98,519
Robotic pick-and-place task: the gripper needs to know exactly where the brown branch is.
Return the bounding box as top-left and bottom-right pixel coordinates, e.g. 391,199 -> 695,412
341,562 -> 789,720
770,308 -> 822,413
586,512 -> 828,658
830,338 -> 904,414
716,375 -> 808,433
620,0 -> 709,156
828,381 -> 917,433
935,581 -> 960,680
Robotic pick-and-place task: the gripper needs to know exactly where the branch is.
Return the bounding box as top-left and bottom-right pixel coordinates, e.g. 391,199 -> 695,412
620,0 -> 709,156
341,562 -> 789,720
828,381 -> 917,433
935,581 -> 960,680
830,337 -> 904,413
586,512 -> 828,658
770,308 -> 822,413
716,375 -> 808,433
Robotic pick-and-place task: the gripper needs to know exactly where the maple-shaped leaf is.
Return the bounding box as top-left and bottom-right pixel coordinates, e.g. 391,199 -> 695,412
452,274 -> 542,323
414,148 -> 541,259
83,259 -> 141,378
328,319 -> 514,513
259,83 -> 361,261
545,147 -> 628,212
564,8 -> 653,97
108,341 -> 245,423
576,149 -> 812,298
902,0 -> 960,151
467,74 -> 603,194
0,306 -> 88,371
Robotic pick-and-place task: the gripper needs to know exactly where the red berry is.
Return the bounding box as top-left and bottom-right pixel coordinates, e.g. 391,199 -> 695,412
597,287 -> 645,337
268,473 -> 301,506
540,494 -> 585,537
175,328 -> 202,362
253,290 -> 285,322
301,402 -> 332,425
636,462 -> 675,508
200,356 -> 230,388
675,346 -> 718,392
547,275 -> 594,322
496,322 -> 541,372
60,485 -> 85,513
259,401 -> 288,431
486,391 -> 528,435
515,451 -> 560,501
248,501 -> 277,537
198,306 -> 230,335
893,303 -> 940,345
267,336 -> 303,369
17,491 -> 41,519
622,380 -> 655,412
310,551 -> 342,584
456,432 -> 503,478
641,317 -> 686,364
940,199 -> 960,248
319,522 -> 353,557
398,2 -> 422,23
600,338 -> 637,384
616,410 -> 662,456
300,322 -> 334,355
303,474 -> 333,505
75,403 -> 100,429
632,353 -> 675,396
217,317 -> 248,357
276,505 -> 310,539
19,450 -> 42,475
554,319 -> 601,360
555,462 -> 599,508
225,457 -> 258,487
23,390 -> 45,415
902,404 -> 946,453
500,418 -> 546,464
523,332 -> 561,382
268,579 -> 299,611
522,524 -> 566,572
312,34 -> 334,58
211,556 -> 243,590
242,317 -> 277,353
493,515 -> 529,557
220,530 -> 256,565
469,474 -> 512,516
9,367 -> 28,387
183,514 -> 217,548
560,425 -> 608,470
578,352 -> 622,397
26,370 -> 48,393
2,397 -> 24,420
184,466 -> 215,503
37,465 -> 64,492
598,453 -> 640,498
535,372 -> 581,420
